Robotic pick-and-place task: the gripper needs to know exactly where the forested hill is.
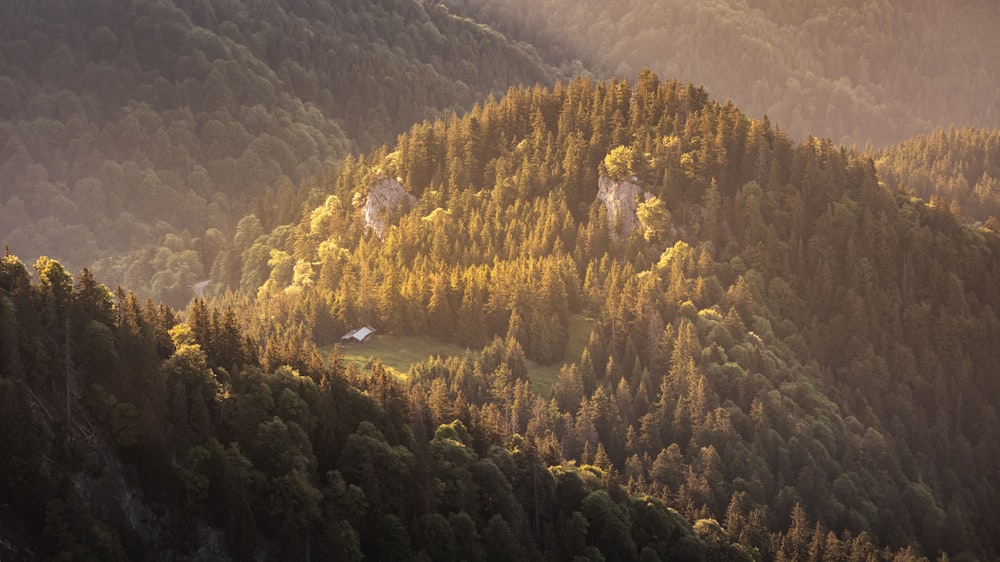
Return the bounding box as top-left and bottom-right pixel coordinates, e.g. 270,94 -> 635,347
209,71 -> 1000,560
0,0 -> 567,300
3,251 -> 719,560
873,127 -> 1000,226
444,0 -> 1000,147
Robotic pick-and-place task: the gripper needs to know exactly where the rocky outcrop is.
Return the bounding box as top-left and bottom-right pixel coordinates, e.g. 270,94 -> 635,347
363,177 -> 417,238
595,175 -> 653,239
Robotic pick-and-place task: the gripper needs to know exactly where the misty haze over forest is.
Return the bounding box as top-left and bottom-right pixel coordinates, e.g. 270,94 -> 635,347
446,0 -> 1000,145
1,1 -> 1000,561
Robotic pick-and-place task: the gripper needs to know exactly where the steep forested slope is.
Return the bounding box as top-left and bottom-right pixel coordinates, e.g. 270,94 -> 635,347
445,0 -> 1000,146
6,2 -> 999,559
0,250 -> 735,560
0,0 -> 566,303
213,71 -> 1000,560
874,127 -> 1000,226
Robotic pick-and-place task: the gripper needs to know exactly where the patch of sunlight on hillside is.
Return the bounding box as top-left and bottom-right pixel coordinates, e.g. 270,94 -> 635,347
330,315 -> 594,397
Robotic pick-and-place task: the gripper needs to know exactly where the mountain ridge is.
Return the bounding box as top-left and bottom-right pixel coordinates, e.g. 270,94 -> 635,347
205,71 -> 1000,559
444,0 -> 1000,146
0,0 -> 572,304
2,2 -> 1000,559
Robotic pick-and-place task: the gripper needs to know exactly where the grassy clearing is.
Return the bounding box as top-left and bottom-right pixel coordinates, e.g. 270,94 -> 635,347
336,335 -> 473,379
330,314 -> 595,396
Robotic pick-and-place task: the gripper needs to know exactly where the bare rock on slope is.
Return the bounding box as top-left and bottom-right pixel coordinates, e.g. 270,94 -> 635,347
363,177 -> 417,238
596,175 -> 653,239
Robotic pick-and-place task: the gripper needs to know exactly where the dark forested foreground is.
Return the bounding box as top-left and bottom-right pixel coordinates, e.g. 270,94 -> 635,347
3,71 -> 999,560
0,252 -> 704,562
0,254 -> 957,562
0,0 -> 567,301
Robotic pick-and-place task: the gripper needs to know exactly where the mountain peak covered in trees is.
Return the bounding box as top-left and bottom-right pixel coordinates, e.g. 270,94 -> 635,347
3,2 -> 1000,560
0,0 -> 572,301
188,70 -> 1000,560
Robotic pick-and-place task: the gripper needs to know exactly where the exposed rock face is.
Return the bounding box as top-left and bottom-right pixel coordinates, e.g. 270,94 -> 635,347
596,175 -> 653,239
363,177 -> 417,238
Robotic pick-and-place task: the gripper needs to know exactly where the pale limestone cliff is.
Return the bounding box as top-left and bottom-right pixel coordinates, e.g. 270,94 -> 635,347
596,175 -> 653,239
363,177 -> 416,238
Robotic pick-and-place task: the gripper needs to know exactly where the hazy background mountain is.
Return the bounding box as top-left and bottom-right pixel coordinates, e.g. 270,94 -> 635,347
3,1 -> 1000,559
0,0 -> 571,301
444,0 -> 1000,147
5,0 -> 1000,304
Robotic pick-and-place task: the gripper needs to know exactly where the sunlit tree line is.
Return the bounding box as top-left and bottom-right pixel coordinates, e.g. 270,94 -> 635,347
210,70 -> 1000,560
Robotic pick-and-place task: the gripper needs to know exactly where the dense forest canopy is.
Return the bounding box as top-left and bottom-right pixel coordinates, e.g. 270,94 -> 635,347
3,1 -> 1000,560
873,127 -> 1000,226
189,71 -> 1000,560
444,0 -> 1000,147
0,0 -> 571,303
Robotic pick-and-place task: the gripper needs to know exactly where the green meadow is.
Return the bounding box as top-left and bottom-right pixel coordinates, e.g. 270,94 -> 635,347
332,315 -> 595,396
337,335 -> 472,379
